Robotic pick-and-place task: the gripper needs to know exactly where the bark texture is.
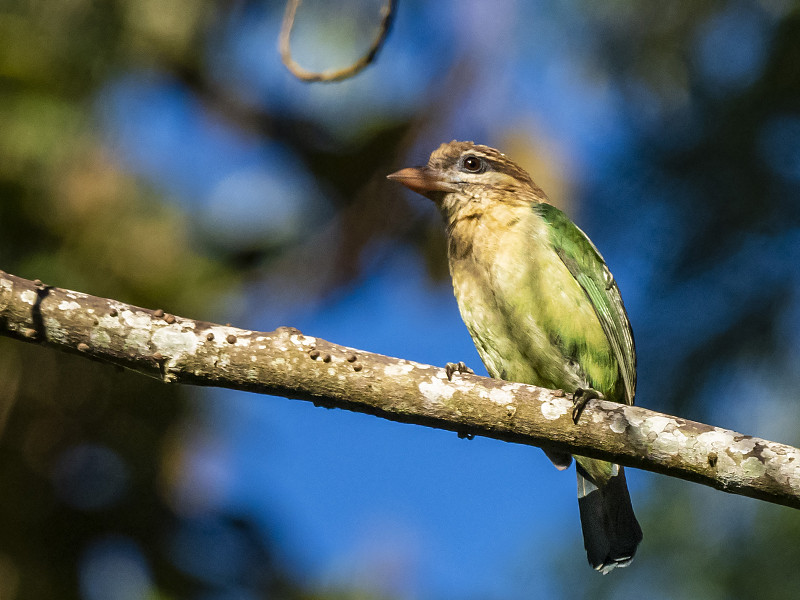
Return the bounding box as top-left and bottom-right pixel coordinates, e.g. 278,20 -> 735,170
1,269 -> 799,509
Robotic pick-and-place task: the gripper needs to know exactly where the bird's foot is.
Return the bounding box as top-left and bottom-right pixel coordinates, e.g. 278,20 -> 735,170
572,388 -> 604,424
445,361 -> 474,381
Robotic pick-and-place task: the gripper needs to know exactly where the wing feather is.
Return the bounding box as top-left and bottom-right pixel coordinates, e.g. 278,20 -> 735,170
534,203 -> 637,405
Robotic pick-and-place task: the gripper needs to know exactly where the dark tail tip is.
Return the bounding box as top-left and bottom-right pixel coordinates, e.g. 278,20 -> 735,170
576,465 -> 642,574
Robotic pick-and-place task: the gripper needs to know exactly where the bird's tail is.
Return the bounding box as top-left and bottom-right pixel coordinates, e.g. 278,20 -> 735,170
575,459 -> 642,574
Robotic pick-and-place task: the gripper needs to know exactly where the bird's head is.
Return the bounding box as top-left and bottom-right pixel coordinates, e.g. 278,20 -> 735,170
387,141 -> 545,218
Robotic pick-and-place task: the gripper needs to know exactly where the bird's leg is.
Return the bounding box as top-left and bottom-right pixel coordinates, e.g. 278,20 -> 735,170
572,388 -> 604,424
445,361 -> 474,381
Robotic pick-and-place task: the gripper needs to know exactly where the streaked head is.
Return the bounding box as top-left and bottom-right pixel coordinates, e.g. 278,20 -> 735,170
387,141 -> 545,213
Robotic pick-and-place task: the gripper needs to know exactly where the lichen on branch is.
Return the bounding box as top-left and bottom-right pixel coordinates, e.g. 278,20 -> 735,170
1,268 -> 800,509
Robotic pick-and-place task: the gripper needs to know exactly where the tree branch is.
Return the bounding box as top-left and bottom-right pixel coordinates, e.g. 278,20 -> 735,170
2,269 -> 799,509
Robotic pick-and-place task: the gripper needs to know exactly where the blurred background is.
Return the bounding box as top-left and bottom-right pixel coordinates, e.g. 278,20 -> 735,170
2,0 -> 800,598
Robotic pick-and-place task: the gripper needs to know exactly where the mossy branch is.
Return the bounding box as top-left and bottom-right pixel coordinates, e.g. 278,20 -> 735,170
1,269 -> 799,509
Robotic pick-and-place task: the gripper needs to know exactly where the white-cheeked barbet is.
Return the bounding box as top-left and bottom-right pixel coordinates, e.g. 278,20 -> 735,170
388,141 -> 642,573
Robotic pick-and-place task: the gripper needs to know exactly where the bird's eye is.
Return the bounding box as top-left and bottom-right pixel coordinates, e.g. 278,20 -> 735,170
461,155 -> 484,173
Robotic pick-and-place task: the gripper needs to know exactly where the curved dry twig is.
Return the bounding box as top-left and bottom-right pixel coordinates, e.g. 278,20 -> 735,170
279,0 -> 396,83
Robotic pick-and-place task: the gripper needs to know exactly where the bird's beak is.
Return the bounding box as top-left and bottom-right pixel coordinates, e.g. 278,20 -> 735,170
387,166 -> 459,196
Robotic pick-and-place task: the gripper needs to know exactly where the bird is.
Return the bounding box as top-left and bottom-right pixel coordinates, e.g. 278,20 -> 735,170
387,140 -> 642,573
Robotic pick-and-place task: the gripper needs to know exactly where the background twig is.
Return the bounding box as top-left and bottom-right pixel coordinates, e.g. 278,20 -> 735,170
279,0 -> 396,82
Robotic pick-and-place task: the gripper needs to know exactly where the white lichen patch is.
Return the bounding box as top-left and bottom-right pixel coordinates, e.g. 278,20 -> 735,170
697,429 -> 735,450
384,362 -> 415,377
90,330 -> 112,347
757,445 -> 778,462
501,382 -> 525,392
635,415 -> 687,456
488,387 -> 514,405
272,357 -> 286,365
622,405 -> 646,427
230,334 -> 251,347
124,328 -> 151,351
327,367 -> 336,376
121,310 -> 154,330
97,315 -> 123,330
446,377 -> 475,393
0,278 -> 12,293
65,291 -> 88,299
290,334 -> 311,346
58,300 -> 81,311
20,290 -> 36,305
641,415 -> 678,437
152,327 -> 198,356
741,456 -> 767,478
541,396 -> 570,420
608,412 -> 629,434
419,376 -> 456,405
729,436 -> 758,455
651,426 -> 687,456
250,355 -> 257,362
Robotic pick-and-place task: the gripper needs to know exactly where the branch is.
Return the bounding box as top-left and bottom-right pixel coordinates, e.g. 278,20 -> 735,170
2,269 -> 799,509
279,0 -> 396,83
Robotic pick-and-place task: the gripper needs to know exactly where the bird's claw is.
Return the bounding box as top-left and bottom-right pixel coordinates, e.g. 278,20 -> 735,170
571,387 -> 604,424
445,361 -> 473,381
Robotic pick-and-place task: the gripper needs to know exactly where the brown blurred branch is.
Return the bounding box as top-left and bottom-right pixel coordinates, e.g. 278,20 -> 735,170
2,268 -> 800,509
279,0 -> 396,82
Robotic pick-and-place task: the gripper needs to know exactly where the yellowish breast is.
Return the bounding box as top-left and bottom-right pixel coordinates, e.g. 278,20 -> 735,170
446,201 -> 615,394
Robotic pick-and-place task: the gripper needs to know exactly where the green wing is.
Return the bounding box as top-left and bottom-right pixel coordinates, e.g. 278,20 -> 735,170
534,203 -> 636,405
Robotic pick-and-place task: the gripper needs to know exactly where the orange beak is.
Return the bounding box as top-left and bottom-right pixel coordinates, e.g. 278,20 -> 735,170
387,166 -> 459,196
